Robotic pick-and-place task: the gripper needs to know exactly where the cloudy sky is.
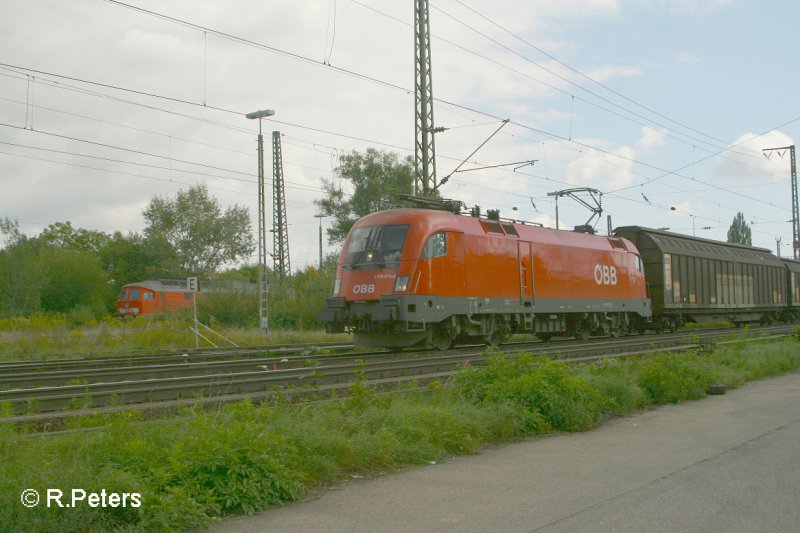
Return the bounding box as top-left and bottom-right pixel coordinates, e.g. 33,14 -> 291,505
1,0 -> 798,270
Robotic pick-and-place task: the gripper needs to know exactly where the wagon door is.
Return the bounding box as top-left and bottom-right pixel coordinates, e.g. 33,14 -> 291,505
518,242 -> 534,330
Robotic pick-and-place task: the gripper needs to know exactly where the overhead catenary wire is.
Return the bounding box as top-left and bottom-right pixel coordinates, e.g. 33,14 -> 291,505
0,4 -> 795,248
0,49 -> 787,210
1,60 -> 793,223
88,1 -> 782,182
446,0 -> 768,159
353,0 -> 774,171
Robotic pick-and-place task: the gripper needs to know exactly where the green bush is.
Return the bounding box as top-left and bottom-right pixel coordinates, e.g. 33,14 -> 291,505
66,305 -> 100,327
582,359 -> 647,414
456,354 -> 603,432
197,291 -> 258,328
637,351 -> 713,404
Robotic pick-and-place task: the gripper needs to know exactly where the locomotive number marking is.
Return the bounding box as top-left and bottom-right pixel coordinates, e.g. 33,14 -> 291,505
594,265 -> 618,286
352,284 -> 376,294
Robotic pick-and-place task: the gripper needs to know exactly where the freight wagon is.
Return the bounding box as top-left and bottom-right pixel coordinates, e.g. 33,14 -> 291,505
613,226 -> 787,328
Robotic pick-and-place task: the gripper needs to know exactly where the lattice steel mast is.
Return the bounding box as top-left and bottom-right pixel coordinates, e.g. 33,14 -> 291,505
414,0 -> 438,196
764,145 -> 798,259
272,131 -> 291,278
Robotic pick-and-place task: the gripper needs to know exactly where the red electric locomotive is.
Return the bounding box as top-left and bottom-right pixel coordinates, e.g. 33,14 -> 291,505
320,202 -> 651,349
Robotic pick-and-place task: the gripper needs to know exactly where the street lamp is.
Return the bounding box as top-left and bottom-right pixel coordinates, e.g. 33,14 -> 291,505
313,214 -> 327,268
246,109 -> 275,120
247,108 -> 275,336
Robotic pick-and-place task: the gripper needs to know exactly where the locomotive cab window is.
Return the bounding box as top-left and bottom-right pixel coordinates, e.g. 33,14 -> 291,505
344,224 -> 410,268
130,289 -> 140,300
421,232 -> 447,259
119,290 -> 128,300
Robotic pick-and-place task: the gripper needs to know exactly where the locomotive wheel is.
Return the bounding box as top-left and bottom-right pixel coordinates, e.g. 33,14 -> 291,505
573,323 -> 591,340
485,331 -> 505,347
431,327 -> 454,351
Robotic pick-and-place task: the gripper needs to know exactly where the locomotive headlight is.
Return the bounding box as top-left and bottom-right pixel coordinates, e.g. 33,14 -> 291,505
333,278 -> 341,295
394,275 -> 409,293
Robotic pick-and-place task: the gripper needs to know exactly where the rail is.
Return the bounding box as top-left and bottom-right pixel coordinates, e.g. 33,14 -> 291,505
0,325 -> 792,425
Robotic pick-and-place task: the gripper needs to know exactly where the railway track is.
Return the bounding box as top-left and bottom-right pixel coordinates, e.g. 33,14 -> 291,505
0,325 -> 792,424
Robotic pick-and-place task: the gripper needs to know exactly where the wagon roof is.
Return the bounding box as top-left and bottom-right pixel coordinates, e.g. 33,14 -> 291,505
120,279 -> 194,293
614,226 -> 781,265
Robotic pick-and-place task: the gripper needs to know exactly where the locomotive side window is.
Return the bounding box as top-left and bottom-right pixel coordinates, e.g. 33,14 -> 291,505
143,292 -> 154,300
609,238 -> 627,250
480,220 -> 503,234
421,232 -> 447,258
345,224 -> 410,268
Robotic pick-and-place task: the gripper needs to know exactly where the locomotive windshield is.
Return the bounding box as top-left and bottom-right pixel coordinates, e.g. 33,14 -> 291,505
344,224 -> 409,268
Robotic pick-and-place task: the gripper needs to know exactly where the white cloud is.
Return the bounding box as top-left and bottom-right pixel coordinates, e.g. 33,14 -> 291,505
535,0 -> 620,19
676,52 -> 700,63
566,144 -> 635,190
564,126 -> 667,190
637,126 -> 668,151
637,0 -> 733,14
713,130 -> 796,180
582,64 -> 642,83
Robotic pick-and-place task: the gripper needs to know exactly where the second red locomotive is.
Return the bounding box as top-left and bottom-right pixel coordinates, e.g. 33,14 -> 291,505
320,203 -> 651,349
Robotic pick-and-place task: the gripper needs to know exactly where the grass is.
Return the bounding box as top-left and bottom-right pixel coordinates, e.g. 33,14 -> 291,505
1,338 -> 799,532
0,313 -> 351,360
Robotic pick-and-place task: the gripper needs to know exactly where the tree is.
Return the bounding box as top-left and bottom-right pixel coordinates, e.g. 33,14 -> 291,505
0,217 -> 25,247
0,219 -> 44,316
38,221 -> 111,254
142,184 -> 255,277
38,247 -> 110,316
0,241 -> 45,317
0,219 -> 111,317
99,231 -> 179,287
315,148 -> 415,244
727,212 -> 752,246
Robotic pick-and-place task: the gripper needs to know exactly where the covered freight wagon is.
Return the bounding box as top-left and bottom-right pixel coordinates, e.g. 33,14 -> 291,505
614,226 -> 785,327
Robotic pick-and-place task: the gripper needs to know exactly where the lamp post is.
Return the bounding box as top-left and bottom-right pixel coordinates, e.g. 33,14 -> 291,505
313,214 -> 327,268
247,108 -> 275,336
